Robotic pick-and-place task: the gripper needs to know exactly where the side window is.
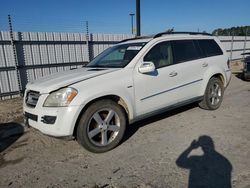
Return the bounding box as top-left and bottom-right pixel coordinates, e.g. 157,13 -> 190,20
144,42 -> 173,69
172,40 -> 200,63
198,39 -> 223,57
193,40 -> 206,58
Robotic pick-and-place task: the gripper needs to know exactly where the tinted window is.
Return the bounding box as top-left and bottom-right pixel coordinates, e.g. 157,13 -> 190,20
193,40 -> 206,58
144,42 -> 173,69
198,39 -> 223,57
172,40 -> 200,63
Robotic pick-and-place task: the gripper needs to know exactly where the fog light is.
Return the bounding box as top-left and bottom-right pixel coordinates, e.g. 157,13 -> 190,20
41,116 -> 57,124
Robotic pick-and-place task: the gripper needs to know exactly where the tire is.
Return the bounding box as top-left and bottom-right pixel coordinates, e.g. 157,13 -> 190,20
77,99 -> 126,153
243,72 -> 250,81
199,77 -> 224,110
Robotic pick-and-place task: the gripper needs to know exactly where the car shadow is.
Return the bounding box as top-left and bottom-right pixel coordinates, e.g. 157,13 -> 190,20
122,103 -> 198,144
0,122 -> 24,152
176,135 -> 232,188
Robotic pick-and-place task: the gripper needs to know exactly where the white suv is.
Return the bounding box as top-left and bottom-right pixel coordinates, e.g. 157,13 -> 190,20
23,32 -> 231,153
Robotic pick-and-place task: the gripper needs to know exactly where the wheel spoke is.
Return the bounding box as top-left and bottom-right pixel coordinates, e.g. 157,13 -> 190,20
108,125 -> 120,132
215,97 -> 219,103
209,88 -> 214,97
105,110 -> 115,124
93,112 -> 103,125
101,131 -> 108,145
211,97 -> 215,105
218,91 -> 221,97
212,87 -> 216,94
88,128 -> 101,138
214,84 -> 219,93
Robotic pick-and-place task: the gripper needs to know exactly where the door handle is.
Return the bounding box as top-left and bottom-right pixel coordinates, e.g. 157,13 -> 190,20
202,62 -> 208,67
169,71 -> 178,77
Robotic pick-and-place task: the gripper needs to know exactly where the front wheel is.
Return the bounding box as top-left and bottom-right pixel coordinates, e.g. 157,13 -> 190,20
77,99 -> 126,153
199,77 -> 224,110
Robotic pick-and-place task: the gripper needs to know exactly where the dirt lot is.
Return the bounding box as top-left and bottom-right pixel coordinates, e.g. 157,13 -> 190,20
0,75 -> 250,188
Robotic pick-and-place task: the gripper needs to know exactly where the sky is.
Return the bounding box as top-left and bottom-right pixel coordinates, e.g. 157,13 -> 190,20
0,0 -> 249,35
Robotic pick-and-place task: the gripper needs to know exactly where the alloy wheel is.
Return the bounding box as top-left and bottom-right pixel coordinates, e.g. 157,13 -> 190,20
87,108 -> 120,146
209,83 -> 222,106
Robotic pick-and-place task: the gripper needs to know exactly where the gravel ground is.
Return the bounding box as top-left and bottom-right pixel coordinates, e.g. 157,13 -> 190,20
0,75 -> 250,188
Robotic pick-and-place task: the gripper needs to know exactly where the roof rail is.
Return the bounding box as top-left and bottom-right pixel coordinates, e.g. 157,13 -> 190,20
118,32 -> 213,43
153,31 -> 213,38
118,36 -> 152,43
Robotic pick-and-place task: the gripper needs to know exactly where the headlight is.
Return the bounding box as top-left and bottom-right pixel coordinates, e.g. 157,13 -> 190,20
43,88 -> 78,107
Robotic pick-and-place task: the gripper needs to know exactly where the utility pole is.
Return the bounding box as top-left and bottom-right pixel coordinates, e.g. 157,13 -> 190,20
129,13 -> 135,34
136,0 -> 141,36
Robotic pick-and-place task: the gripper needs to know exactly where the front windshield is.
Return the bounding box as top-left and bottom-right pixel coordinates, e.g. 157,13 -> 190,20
87,42 -> 147,68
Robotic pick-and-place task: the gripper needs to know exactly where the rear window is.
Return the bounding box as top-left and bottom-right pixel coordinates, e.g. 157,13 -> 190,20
172,40 -> 200,63
198,39 -> 223,57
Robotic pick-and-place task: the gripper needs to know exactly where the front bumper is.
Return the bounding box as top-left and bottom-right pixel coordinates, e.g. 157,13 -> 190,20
23,94 -> 81,137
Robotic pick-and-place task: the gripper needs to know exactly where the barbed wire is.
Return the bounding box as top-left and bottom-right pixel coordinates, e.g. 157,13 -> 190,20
0,15 -> 131,34
0,14 -> 199,34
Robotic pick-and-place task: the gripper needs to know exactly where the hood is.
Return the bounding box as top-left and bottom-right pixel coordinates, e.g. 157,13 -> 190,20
26,67 -> 121,93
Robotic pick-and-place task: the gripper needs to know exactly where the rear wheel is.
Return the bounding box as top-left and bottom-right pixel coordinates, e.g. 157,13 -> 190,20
77,99 -> 126,153
199,77 -> 224,110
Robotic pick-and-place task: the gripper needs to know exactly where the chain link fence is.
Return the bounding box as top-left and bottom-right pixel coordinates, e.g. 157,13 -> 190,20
0,15 -> 133,99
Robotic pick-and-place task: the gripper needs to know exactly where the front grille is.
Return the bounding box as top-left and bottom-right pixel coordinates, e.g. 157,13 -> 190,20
26,90 -> 40,108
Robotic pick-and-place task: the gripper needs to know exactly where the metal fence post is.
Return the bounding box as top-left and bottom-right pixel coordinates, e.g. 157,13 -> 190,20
16,32 -> 28,91
230,35 -> 234,61
85,21 -> 90,62
243,28 -> 248,58
85,21 -> 94,62
8,15 -> 22,96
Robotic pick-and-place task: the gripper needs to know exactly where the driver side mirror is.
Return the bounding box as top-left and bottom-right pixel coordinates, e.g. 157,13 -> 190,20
138,62 -> 156,74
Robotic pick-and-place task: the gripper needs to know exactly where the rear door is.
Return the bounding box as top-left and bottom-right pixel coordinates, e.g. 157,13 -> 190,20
169,39 -> 206,100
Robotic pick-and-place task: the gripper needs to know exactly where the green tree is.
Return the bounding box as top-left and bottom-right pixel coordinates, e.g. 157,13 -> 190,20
212,26 -> 250,36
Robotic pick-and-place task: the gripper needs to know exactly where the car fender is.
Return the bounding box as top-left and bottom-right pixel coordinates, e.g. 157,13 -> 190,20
66,90 -> 134,136
200,66 -> 227,96
79,90 -> 134,120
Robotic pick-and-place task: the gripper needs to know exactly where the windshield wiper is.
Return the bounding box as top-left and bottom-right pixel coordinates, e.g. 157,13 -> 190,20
86,64 -> 104,68
87,65 -> 121,68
